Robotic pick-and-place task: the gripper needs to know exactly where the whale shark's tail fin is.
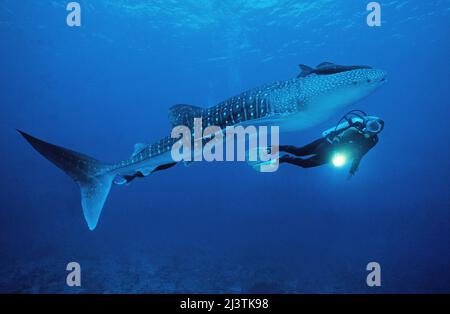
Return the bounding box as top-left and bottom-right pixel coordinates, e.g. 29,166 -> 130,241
17,130 -> 114,230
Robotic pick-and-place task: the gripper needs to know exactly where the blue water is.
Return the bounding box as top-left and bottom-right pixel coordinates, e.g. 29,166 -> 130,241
0,0 -> 449,293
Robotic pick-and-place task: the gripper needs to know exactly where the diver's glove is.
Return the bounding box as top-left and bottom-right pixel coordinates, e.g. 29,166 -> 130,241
347,167 -> 358,180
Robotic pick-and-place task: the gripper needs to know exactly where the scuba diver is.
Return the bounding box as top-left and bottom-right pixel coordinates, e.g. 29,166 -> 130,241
279,110 -> 384,177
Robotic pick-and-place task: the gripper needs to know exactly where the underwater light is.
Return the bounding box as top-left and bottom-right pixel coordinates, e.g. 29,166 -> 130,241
332,153 -> 347,167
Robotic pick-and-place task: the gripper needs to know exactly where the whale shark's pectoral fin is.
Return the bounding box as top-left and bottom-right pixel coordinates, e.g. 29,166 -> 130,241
297,64 -> 314,77
169,104 -> 203,128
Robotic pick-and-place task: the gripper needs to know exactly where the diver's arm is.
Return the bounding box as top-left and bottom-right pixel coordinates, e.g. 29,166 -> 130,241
348,136 -> 378,176
349,154 -> 364,176
327,124 -> 364,144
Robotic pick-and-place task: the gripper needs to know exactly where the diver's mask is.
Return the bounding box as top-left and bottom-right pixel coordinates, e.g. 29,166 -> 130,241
363,116 -> 384,135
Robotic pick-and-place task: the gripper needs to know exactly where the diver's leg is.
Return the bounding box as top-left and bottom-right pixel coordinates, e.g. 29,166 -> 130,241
280,154 -> 327,168
280,138 -> 326,156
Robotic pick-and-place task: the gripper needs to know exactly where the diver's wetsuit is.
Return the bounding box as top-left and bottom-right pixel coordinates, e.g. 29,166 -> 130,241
280,124 -> 379,175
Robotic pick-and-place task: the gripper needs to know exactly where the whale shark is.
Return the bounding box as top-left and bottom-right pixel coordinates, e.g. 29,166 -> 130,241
18,62 -> 387,230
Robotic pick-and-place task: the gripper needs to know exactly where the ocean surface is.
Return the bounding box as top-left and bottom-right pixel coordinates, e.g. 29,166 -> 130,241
0,0 -> 449,293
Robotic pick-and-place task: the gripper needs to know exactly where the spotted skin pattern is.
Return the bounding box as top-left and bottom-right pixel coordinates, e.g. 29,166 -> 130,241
115,68 -> 386,173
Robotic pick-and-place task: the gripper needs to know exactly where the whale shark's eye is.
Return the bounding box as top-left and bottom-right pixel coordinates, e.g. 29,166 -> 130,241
367,79 -> 372,83
353,81 -> 357,85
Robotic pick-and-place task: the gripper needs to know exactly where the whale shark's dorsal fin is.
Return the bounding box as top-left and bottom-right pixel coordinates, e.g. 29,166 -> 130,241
131,143 -> 147,157
169,104 -> 203,128
297,64 -> 314,78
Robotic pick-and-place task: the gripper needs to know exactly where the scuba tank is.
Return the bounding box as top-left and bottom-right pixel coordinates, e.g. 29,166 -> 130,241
322,110 -> 384,142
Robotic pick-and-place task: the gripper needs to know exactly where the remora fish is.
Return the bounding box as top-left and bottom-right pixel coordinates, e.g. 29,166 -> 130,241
297,62 -> 372,78
18,62 -> 386,230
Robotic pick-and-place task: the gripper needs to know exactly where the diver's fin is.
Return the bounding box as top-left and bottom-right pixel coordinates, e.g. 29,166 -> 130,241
131,143 -> 147,157
17,130 -> 114,231
297,64 -> 314,77
169,104 -> 203,128
246,147 -> 279,172
247,159 -> 279,172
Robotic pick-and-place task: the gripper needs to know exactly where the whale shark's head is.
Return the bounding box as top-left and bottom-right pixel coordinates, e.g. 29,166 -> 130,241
301,67 -> 387,113
273,67 -> 386,131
